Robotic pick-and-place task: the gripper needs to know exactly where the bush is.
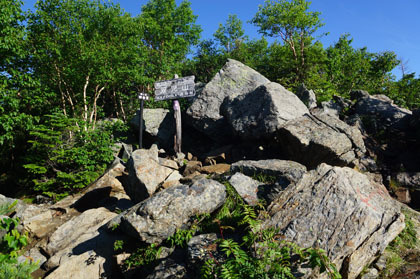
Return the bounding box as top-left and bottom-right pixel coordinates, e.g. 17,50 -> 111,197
23,113 -> 126,199
0,201 -> 38,278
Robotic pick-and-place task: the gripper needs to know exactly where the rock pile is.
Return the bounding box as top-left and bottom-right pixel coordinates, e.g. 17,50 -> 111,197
2,59 -> 418,279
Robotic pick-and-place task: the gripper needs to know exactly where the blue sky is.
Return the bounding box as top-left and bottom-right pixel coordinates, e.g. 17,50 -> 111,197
23,0 -> 420,79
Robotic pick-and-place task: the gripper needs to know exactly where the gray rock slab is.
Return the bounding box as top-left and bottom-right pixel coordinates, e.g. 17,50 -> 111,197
231,159 -> 307,185
229,173 -> 263,206
145,258 -> 187,279
264,164 -> 405,279
352,91 -> 412,127
186,59 -> 270,140
45,208 -> 117,258
277,113 -> 362,168
126,146 -> 173,203
114,179 -> 226,244
223,82 -> 309,140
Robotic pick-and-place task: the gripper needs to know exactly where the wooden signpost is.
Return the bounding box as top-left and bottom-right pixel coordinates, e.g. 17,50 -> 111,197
154,75 -> 195,154
138,92 -> 150,149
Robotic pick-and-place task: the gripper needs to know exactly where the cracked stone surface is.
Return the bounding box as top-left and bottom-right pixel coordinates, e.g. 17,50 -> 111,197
276,113 -> 365,168
110,179 -> 226,244
186,59 -> 270,141
264,164 -> 405,279
222,82 -> 309,140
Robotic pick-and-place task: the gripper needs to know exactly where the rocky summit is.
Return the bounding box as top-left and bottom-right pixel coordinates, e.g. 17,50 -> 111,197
2,59 -> 419,279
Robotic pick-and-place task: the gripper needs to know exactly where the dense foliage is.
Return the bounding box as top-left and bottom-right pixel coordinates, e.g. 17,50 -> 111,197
0,0 -> 419,202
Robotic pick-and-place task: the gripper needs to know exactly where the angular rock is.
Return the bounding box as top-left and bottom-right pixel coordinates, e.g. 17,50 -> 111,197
187,233 -> 222,276
229,173 -> 263,206
231,159 -> 307,186
45,208 -> 117,262
162,170 -> 183,189
118,143 -> 133,161
296,84 -> 317,109
223,82 -> 309,140
360,268 -> 379,279
113,179 -> 226,244
45,250 -> 111,279
264,164 -> 405,279
18,247 -> 47,267
351,91 -> 412,129
126,146 -> 173,203
200,163 -> 231,175
131,108 -> 174,148
158,158 -> 179,170
183,161 -> 202,176
277,113 -> 364,168
186,59 -> 270,140
145,258 -> 187,279
72,158 -> 131,211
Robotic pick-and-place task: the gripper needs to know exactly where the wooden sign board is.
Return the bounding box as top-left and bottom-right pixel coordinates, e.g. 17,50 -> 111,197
154,76 -> 195,101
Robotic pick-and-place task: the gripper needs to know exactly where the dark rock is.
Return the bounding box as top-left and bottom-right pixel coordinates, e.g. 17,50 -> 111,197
230,159 -> 307,185
187,233 -> 221,276
264,164 -> 405,279
276,113 -> 365,168
351,91 -> 411,129
186,59 -> 270,141
131,108 -> 175,149
112,179 -> 226,244
222,82 -> 308,140
145,258 -> 187,279
296,83 -> 317,109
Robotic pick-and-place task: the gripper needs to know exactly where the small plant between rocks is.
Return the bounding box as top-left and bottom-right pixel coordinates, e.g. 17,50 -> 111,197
0,202 -> 39,279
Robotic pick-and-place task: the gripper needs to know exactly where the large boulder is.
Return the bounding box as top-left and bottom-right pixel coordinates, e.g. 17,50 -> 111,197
110,179 -> 226,244
351,90 -> 412,130
276,113 -> 366,168
125,145 -> 174,203
44,207 -> 118,270
186,59 -> 270,140
264,164 -> 405,279
223,82 -> 309,140
131,108 -> 174,147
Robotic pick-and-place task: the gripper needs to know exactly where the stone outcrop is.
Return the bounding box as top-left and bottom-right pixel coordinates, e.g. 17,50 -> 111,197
351,90 -> 412,129
186,59 -> 270,140
276,113 -> 366,168
222,82 -> 309,140
264,164 -> 405,279
110,179 -> 226,244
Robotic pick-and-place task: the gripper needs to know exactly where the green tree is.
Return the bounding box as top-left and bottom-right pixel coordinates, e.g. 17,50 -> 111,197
324,34 -> 398,97
0,0 -> 38,173
27,0 -> 147,126
214,14 -> 247,53
138,0 -> 201,81
251,0 -> 325,84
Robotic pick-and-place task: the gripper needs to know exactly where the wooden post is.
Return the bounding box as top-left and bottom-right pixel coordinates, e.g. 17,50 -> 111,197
173,100 -> 182,154
139,99 -> 144,149
137,92 -> 149,149
173,74 -> 182,154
